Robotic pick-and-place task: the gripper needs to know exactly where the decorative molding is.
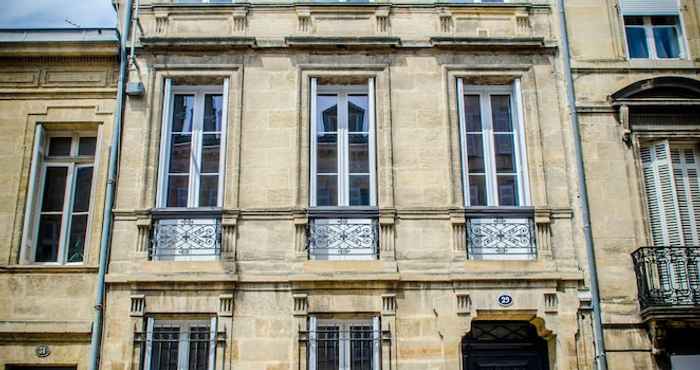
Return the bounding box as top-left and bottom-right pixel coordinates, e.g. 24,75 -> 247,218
218,294 -> 234,317
232,9 -> 248,33
136,216 -> 152,254
297,7 -> 312,33
381,294 -> 396,316
155,13 -> 169,34
379,209 -> 396,261
450,211 -> 467,260
516,15 -> 530,36
544,293 -> 558,313
439,10 -> 453,33
293,293 -> 309,317
619,104 -> 631,144
456,292 -> 471,315
130,295 -> 146,317
221,212 -> 239,260
375,7 -> 390,33
294,212 -> 308,259
534,208 -> 553,259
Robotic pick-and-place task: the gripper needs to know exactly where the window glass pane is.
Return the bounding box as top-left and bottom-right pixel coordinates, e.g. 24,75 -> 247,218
198,175 -> 219,207
317,326 -> 340,370
48,137 -> 72,156
201,134 -> 220,173
491,95 -> 513,132
172,95 -> 195,133
467,134 -> 485,173
654,27 -> 681,58
72,167 -> 93,213
671,355 -> 700,370
494,134 -> 516,172
203,95 -> 223,132
169,134 -> 192,173
66,214 -> 87,263
349,175 -> 370,206
624,16 -> 644,26
317,133 -> 338,173
350,326 -> 373,370
167,175 -> 189,207
316,175 -> 338,206
188,327 -> 210,370
78,137 -> 97,156
469,175 -> 487,206
497,175 -> 519,206
36,214 -> 62,262
317,95 -> 338,133
349,134 -> 369,173
626,27 -> 650,58
41,167 -> 68,212
348,95 -> 369,132
651,16 -> 677,26
152,327 -> 180,370
463,95 -> 482,132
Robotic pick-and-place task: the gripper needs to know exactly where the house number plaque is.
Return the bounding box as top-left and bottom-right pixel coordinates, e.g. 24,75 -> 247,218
497,293 -> 513,307
35,344 -> 51,358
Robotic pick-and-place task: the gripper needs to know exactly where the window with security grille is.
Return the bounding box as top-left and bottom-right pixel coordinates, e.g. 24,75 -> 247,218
308,317 -> 380,370
640,142 -> 700,246
144,318 -> 217,370
21,126 -> 97,264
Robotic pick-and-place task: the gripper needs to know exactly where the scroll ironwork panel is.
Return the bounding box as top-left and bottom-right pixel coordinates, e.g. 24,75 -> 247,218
467,217 -> 536,260
151,218 -> 221,261
308,218 -> 378,260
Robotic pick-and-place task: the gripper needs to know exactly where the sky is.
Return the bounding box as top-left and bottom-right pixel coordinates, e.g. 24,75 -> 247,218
0,0 -> 117,29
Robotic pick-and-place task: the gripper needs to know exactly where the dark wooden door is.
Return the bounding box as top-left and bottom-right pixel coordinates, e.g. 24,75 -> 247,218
462,322 -> 549,370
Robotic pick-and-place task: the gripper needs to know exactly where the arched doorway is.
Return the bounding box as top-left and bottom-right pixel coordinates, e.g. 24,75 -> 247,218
462,321 -> 549,370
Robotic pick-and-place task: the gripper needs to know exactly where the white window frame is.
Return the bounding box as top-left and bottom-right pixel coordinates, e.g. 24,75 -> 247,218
456,79 -> 530,207
144,317 -> 217,370
156,79 -> 229,209
623,15 -> 686,60
24,130 -> 98,265
309,316 -> 380,370
310,78 -> 377,208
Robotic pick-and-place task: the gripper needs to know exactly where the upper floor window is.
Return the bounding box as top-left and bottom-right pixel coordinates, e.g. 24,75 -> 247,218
157,82 -> 228,209
22,127 -> 97,264
640,141 -> 700,246
311,80 -> 376,208
308,316 -> 380,370
144,317 -> 217,370
620,0 -> 685,59
457,81 -> 529,207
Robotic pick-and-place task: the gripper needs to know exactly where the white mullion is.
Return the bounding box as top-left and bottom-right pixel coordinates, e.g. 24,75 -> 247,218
208,317 -> 217,370
368,77 -> 377,207
218,79 -> 229,208
57,163 -> 76,264
512,80 -> 530,206
644,17 -> 658,59
189,92 -> 204,208
309,316 -> 318,370
310,78 -> 319,207
178,324 -> 189,370
157,79 -> 173,208
144,317 -> 155,370
22,124 -> 45,263
482,93 -> 499,206
457,79 -> 471,207
339,322 -> 348,370
339,93 -> 349,207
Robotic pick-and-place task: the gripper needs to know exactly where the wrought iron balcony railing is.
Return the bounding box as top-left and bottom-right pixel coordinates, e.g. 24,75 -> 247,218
149,209 -> 222,261
307,208 -> 379,260
632,246 -> 700,311
466,208 -> 537,260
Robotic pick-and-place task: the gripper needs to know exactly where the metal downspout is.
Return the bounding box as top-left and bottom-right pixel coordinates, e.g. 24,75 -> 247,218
556,1 -> 609,370
88,1 -> 134,370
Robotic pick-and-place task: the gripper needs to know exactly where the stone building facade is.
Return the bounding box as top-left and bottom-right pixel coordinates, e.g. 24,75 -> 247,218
566,0 -> 700,369
0,29 -> 119,368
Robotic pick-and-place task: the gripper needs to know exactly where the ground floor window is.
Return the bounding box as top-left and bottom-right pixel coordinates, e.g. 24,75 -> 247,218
309,317 -> 380,370
144,317 -> 217,370
462,321 -> 549,370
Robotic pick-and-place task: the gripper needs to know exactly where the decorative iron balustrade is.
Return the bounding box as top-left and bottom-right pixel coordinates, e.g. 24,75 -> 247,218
307,218 -> 379,260
632,246 -> 700,310
467,216 -> 536,260
150,217 -> 221,261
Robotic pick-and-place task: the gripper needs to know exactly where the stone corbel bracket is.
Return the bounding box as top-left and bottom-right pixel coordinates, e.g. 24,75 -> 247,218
534,207 -> 553,259
232,8 -> 248,34
154,12 -> 169,35
379,208 -> 396,261
449,210 -> 467,261
293,293 -> 309,317
456,291 -> 471,316
296,7 -> 312,33
381,294 -> 396,316
375,7 -> 390,34
438,8 -> 453,34
130,295 -> 146,317
618,104 -> 631,144
218,294 -> 234,317
515,12 -> 531,37
136,213 -> 153,257
222,211 -> 239,261
293,211 -> 309,260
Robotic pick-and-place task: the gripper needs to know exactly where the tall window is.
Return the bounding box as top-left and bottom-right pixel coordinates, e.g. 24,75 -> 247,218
641,142 -> 700,246
457,82 -> 529,207
309,317 -> 380,370
23,128 -> 97,264
157,83 -> 228,208
620,0 -> 685,59
144,318 -> 217,370
311,81 -> 376,208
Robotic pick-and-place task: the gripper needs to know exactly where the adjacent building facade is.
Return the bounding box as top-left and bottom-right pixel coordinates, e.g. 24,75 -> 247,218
1,0 -> 698,370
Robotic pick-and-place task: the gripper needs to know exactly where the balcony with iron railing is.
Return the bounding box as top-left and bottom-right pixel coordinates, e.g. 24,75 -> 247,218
465,208 -> 538,261
632,246 -> 700,319
306,208 -> 380,261
148,208 -> 223,261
